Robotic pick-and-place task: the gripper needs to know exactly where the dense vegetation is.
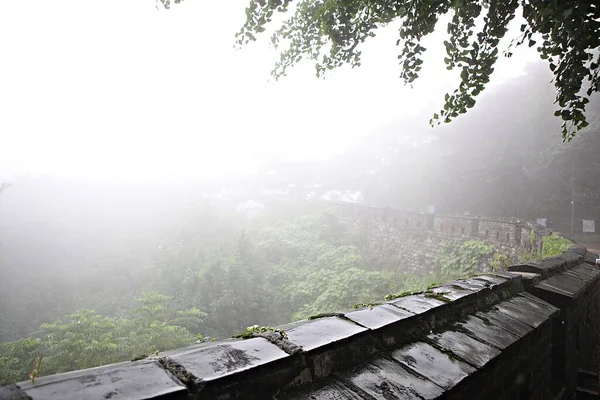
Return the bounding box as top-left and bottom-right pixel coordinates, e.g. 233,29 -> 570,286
2,204 -> 568,384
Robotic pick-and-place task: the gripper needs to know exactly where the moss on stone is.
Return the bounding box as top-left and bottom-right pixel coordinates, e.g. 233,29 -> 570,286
307,312 -> 345,320
424,291 -> 452,303
354,302 -> 384,310
385,290 -> 424,301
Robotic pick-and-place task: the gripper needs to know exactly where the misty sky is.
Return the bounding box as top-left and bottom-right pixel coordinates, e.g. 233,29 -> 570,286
0,0 -> 540,183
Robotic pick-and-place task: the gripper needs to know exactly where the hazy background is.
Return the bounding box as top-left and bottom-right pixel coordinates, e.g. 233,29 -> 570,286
1,0 -> 599,383
0,0 -> 539,183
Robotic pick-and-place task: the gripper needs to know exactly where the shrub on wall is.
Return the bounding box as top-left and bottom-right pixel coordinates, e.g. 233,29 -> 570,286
541,233 -> 573,258
439,240 -> 494,280
520,232 -> 573,261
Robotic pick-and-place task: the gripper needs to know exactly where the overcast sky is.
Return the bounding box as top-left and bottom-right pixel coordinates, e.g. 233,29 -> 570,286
0,0 -> 540,183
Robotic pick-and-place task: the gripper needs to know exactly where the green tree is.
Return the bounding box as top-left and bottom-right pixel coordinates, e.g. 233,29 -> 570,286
0,296 -> 205,384
232,0 -> 600,140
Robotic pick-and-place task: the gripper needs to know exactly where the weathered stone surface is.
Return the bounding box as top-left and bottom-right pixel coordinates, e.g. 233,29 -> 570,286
539,272 -> 589,296
494,295 -> 558,328
0,385 -> 32,400
282,380 -> 363,400
508,271 -> 541,286
565,264 -> 600,281
511,294 -> 559,319
583,249 -> 599,265
428,285 -> 475,301
473,274 -> 508,287
281,317 -> 367,352
475,309 -> 533,337
343,357 -> 444,400
451,278 -> 492,293
390,295 -> 445,314
166,338 -> 288,382
457,315 -> 520,350
391,342 -> 475,389
509,254 -> 577,276
427,330 -> 501,368
528,282 -> 574,309
19,360 -> 186,400
345,304 -> 414,330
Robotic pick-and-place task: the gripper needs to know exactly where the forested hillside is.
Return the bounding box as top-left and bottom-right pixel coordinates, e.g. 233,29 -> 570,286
0,61 -> 596,384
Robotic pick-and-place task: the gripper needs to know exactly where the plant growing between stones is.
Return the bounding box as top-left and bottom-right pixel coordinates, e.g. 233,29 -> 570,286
28,355 -> 42,384
520,232 -> 572,261
354,302 -> 384,310
385,290 -> 425,301
233,325 -> 288,340
195,334 -> 217,343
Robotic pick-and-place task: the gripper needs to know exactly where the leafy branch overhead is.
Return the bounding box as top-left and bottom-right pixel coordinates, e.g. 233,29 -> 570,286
227,0 -> 599,140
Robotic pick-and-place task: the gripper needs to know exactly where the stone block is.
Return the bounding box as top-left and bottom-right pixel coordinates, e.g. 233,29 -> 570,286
0,385 -> 32,400
475,309 -> 533,338
494,295 -> 558,328
343,357 -> 444,400
473,274 -> 508,287
451,278 -> 492,292
282,379 -> 363,400
345,304 -> 414,330
166,338 -> 288,383
457,315 -> 520,350
281,317 -> 367,352
427,330 -> 500,368
390,294 -> 445,314
428,285 -> 475,301
391,342 -> 475,390
18,360 -> 187,400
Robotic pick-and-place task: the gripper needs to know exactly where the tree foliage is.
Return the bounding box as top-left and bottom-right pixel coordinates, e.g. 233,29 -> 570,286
0,293 -> 202,384
232,0 -> 600,140
438,239 -> 494,279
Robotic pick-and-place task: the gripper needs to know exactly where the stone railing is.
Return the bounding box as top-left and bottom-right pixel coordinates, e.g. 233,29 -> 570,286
3,243 -> 599,400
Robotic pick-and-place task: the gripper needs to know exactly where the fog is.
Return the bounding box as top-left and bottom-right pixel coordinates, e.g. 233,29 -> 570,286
1,0 -> 599,384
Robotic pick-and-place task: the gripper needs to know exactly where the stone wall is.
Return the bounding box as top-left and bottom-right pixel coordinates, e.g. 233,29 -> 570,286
5,245 -> 599,400
510,247 -> 600,400
332,202 -> 544,275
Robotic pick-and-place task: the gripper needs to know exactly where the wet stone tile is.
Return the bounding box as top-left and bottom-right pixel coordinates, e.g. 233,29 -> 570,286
475,310 -> 533,338
20,360 -> 186,400
167,337 -> 288,381
451,278 -> 491,293
516,292 -> 560,310
567,265 -> 600,281
494,296 -> 557,329
345,304 -> 414,330
457,315 -> 520,350
343,357 -> 444,400
473,274 -> 508,287
282,317 -> 367,352
562,269 -> 591,285
390,295 -> 445,315
507,271 -> 540,282
529,284 -> 576,310
284,380 -> 364,400
492,271 -> 521,280
541,273 -> 587,296
428,330 -> 500,368
429,285 -> 475,301
391,342 -> 475,390
509,294 -> 559,320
